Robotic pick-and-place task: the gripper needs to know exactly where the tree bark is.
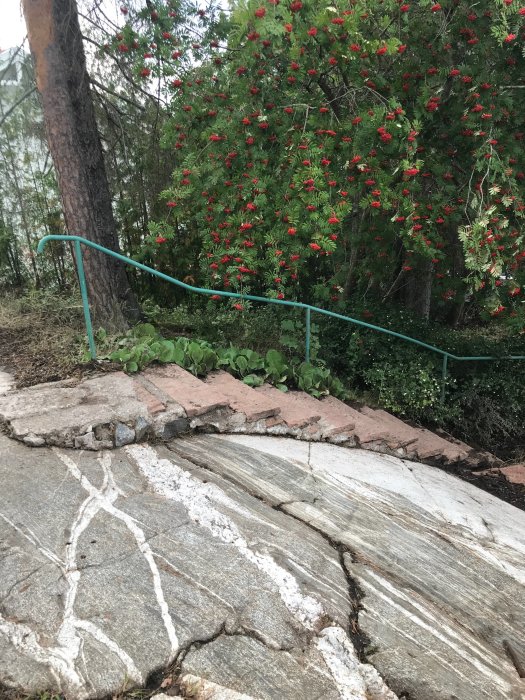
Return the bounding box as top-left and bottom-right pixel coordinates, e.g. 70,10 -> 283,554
22,0 -> 140,331
403,258 -> 433,320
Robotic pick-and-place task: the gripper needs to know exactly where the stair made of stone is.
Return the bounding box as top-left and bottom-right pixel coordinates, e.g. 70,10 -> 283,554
142,368 -> 473,464
0,364 -> 496,467
359,406 -> 471,463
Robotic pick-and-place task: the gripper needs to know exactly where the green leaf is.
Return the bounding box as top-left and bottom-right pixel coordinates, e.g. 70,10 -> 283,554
235,355 -> 249,373
243,373 -> 264,387
159,340 -> 175,363
189,343 -> 204,363
134,323 -> 157,338
172,346 -> 186,366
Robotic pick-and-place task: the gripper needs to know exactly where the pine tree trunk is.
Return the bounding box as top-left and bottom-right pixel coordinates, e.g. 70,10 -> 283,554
22,0 -> 140,331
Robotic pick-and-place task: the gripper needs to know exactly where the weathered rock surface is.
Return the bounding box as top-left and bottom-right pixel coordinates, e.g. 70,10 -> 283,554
0,373 -> 189,448
1,430 -> 524,699
170,435 -> 525,700
0,370 -> 14,396
0,434 -> 398,700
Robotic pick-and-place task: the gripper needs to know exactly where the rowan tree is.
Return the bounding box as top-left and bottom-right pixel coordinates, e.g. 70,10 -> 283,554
107,0 -> 525,325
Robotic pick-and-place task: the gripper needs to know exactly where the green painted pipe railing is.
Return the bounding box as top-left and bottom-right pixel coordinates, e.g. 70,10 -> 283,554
37,235 -> 525,402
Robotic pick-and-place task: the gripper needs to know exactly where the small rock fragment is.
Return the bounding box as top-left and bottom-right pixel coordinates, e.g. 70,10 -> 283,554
135,416 -> 151,441
74,431 -> 97,450
22,433 -> 46,447
94,423 -> 113,442
180,674 -> 258,699
155,417 -> 189,440
114,423 -> 136,447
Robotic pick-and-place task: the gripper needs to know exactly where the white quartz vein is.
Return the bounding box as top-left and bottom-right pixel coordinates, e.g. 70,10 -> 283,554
0,455 -> 144,697
53,449 -> 179,658
0,613 -> 66,690
55,454 -> 142,687
0,512 -> 63,568
317,626 -> 398,700
152,551 -> 237,616
362,569 -> 513,692
126,444 -> 324,630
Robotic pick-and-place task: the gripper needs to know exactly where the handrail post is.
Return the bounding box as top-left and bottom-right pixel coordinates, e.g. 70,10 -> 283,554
440,354 -> 448,404
305,307 -> 311,364
74,240 -> 97,360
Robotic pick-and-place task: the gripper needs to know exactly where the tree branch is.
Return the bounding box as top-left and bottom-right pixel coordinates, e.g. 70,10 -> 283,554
81,34 -> 168,107
0,87 -> 37,127
90,77 -> 145,111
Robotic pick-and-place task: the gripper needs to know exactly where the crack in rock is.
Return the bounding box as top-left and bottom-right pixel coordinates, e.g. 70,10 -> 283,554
126,444 -> 325,632
166,441 -> 375,663
166,441 -> 322,512
0,565 -> 47,604
317,626 -> 398,700
1,439 -> 399,700
126,444 -> 399,700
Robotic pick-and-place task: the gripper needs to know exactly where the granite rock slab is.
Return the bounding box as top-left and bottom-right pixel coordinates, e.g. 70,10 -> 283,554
0,434 -> 394,700
170,435 -> 525,700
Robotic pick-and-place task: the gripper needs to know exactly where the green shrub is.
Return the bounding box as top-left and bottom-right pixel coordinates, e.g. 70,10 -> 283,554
363,358 -> 442,418
103,323 -> 346,400
294,362 -> 347,399
316,296 -> 525,452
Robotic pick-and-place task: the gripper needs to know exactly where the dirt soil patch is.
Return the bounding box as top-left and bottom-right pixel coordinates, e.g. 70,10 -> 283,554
0,296 -> 116,388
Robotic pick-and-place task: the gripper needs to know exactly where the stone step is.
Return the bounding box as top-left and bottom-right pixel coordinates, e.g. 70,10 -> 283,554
474,464 -> 525,485
142,365 -> 229,417
260,390 -> 355,437
413,429 -> 470,463
0,372 -> 159,448
360,405 -> 470,463
255,385 -> 322,429
132,378 -> 167,416
0,365 -> 487,468
359,406 -> 421,448
205,371 -> 281,422
320,397 -> 389,444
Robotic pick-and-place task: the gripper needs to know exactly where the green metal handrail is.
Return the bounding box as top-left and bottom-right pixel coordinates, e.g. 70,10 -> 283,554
37,234 -> 525,402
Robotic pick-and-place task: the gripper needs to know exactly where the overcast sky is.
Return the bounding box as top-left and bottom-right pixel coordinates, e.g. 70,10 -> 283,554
0,1 -> 26,51
0,0 -> 124,53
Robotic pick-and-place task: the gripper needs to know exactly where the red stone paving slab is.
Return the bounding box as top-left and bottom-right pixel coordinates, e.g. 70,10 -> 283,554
265,415 -> 285,429
362,405 -> 470,461
439,435 -> 473,454
256,385 -> 322,429
360,406 -> 419,447
271,392 -> 355,437
414,429 -> 469,462
132,379 -> 166,415
205,371 -> 281,422
321,397 -> 388,444
499,464 -> 525,485
143,365 -> 229,417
